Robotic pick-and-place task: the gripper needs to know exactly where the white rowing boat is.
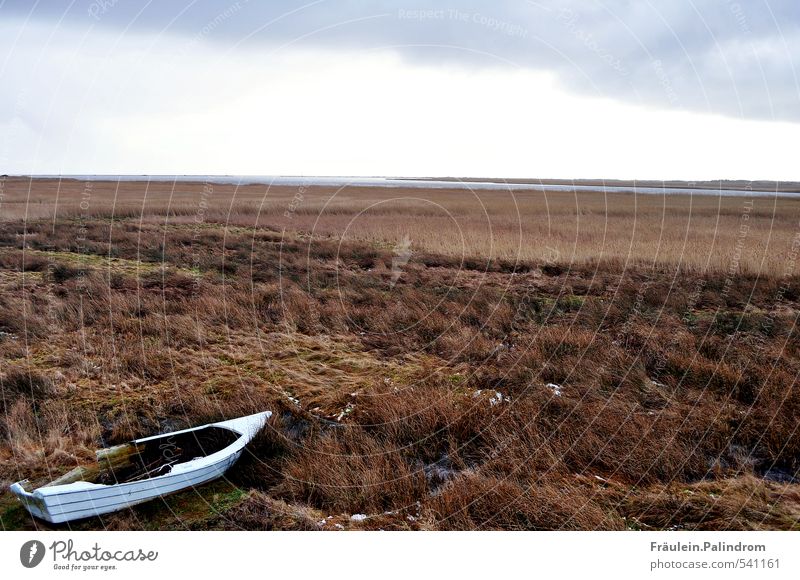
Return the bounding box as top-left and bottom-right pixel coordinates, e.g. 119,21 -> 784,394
10,411 -> 271,524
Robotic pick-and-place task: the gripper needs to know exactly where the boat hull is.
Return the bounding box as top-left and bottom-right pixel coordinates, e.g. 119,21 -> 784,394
10,411 -> 270,524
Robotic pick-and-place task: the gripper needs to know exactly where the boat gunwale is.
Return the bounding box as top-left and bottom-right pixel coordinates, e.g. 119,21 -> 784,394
42,452 -> 244,515
11,412 -> 270,498
133,418 -> 243,444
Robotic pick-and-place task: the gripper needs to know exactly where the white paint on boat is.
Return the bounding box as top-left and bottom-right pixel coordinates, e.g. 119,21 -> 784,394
9,411 -> 271,524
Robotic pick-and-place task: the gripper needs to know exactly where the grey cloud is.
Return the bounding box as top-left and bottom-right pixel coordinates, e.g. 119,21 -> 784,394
2,0 -> 799,121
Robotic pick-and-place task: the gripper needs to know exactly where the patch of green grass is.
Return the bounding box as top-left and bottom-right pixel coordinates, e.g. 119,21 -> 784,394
138,480 -> 247,530
449,373 -> 465,385
105,480 -> 247,531
556,295 -> 585,313
216,353 -> 239,366
0,495 -> 35,531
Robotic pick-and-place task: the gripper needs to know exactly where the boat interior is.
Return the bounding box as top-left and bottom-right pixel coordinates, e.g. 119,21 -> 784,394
37,426 -> 241,488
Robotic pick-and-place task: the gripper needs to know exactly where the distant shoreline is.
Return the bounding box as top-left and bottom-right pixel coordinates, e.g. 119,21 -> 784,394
399,177 -> 800,193
6,175 -> 800,197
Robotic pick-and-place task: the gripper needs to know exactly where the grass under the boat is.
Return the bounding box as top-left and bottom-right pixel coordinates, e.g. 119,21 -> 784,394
0,479 -> 247,531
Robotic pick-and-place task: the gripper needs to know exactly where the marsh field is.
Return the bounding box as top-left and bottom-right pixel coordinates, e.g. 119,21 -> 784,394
1,176 -> 799,530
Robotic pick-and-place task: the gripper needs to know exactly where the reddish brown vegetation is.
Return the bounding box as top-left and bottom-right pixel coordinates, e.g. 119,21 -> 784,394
1,185 -> 799,530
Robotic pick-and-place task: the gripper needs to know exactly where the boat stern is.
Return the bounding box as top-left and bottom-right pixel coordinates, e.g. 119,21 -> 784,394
9,481 -> 54,523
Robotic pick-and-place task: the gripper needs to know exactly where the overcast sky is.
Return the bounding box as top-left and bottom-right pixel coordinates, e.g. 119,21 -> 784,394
1,0 -> 798,179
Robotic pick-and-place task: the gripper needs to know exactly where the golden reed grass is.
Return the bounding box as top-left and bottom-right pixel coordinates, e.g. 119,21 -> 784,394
3,177 -> 799,276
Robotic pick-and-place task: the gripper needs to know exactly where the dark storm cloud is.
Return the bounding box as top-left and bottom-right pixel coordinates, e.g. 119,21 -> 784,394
2,0 -> 799,121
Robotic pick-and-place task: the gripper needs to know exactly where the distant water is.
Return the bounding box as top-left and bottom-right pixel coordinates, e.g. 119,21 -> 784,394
27,175 -> 800,198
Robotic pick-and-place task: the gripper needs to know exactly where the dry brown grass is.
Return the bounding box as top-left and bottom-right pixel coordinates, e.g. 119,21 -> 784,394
1,178 -> 799,530
612,475 -> 800,530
